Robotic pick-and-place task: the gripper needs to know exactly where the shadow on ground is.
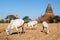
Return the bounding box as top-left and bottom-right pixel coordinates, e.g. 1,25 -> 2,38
10,32 -> 25,35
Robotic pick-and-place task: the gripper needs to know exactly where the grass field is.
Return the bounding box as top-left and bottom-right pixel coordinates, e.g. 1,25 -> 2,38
0,23 -> 60,40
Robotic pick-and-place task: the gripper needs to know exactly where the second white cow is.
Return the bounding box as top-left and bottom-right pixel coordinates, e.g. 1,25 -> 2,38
27,21 -> 38,28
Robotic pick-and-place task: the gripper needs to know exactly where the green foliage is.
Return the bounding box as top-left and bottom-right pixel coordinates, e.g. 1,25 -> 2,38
23,16 -> 32,23
5,15 -> 17,20
48,17 -> 53,23
5,15 -> 18,23
0,19 -> 4,23
48,16 -> 60,23
53,16 -> 60,22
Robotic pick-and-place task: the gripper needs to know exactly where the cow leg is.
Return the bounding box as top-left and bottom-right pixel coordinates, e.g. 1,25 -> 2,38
46,27 -> 49,34
34,24 -> 37,29
16,27 -> 19,35
22,26 -> 24,33
42,26 -> 44,32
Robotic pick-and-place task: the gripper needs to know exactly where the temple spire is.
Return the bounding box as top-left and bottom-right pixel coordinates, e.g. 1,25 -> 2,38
45,3 -> 53,14
44,3 -> 54,17
37,3 -> 55,23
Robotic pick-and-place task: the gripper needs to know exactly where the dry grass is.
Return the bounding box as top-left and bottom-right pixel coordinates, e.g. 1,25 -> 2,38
0,23 -> 60,40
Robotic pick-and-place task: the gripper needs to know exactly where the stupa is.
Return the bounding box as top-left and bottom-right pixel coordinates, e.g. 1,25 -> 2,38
37,3 -> 55,22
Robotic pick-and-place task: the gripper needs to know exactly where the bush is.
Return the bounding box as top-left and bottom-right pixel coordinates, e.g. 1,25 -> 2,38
23,16 -> 32,23
48,16 -> 60,23
48,17 -> 53,23
0,19 -> 4,23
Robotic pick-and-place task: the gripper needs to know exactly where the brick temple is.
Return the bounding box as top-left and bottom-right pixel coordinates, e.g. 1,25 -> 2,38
37,3 -> 55,22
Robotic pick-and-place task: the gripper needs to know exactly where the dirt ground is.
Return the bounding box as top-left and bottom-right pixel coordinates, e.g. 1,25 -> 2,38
0,23 -> 60,40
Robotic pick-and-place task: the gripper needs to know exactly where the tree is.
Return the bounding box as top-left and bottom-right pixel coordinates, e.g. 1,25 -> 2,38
48,17 -> 53,23
48,16 -> 60,23
5,15 -> 18,23
23,16 -> 32,23
53,16 -> 60,22
0,19 -> 4,23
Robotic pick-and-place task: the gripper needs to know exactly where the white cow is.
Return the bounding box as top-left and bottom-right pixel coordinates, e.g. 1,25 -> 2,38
42,21 -> 49,34
27,21 -> 38,28
6,19 -> 24,35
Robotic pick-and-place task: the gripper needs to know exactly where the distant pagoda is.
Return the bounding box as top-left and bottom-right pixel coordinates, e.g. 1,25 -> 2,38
37,3 -> 55,22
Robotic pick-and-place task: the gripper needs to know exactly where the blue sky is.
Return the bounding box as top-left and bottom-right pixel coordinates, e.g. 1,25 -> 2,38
0,0 -> 60,20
